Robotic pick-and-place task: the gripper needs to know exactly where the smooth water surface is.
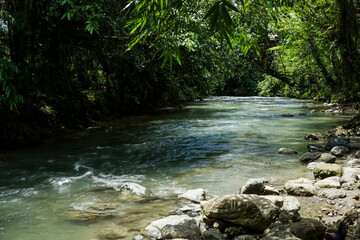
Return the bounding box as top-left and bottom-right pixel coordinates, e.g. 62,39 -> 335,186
0,97 -> 354,239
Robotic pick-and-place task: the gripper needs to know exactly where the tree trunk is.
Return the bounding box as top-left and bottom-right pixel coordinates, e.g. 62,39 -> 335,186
335,0 -> 360,96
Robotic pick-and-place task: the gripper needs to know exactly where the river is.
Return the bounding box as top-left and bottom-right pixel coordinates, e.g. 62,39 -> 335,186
0,97 -> 354,239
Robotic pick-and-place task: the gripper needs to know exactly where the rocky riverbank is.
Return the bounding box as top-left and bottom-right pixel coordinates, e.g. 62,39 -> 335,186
125,131 -> 360,239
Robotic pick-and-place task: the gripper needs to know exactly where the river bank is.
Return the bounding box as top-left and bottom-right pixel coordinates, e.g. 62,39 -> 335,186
129,133 -> 360,240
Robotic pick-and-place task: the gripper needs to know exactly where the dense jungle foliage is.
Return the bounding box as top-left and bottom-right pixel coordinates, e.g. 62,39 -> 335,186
0,0 -> 359,148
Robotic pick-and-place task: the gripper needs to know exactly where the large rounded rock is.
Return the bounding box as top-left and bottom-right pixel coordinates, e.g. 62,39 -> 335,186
355,150 -> 360,158
284,178 -> 318,196
300,152 -> 322,163
313,163 -> 342,179
314,176 -> 341,188
316,153 -> 336,163
278,148 -> 298,155
201,194 -> 279,232
240,178 -> 266,194
330,146 -> 350,156
179,188 -> 206,203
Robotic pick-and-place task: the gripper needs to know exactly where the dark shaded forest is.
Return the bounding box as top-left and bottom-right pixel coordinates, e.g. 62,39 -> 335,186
0,0 -> 359,148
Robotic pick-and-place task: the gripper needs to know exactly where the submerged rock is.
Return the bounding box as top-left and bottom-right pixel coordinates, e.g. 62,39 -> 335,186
88,203 -> 119,211
278,148 -> 298,155
98,223 -> 126,239
179,188 -> 206,203
63,209 -> 113,221
284,178 -> 317,196
201,194 -> 279,232
313,163 -> 342,179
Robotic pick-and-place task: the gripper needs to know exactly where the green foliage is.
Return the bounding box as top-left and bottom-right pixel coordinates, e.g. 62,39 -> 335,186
0,0 -> 360,148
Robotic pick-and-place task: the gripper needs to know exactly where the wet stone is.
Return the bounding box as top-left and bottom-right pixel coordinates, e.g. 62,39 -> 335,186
63,209 -> 114,221
307,144 -> 325,153
300,152 -> 322,163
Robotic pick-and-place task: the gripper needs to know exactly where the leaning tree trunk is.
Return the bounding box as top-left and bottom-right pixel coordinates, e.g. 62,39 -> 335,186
335,0 -> 360,98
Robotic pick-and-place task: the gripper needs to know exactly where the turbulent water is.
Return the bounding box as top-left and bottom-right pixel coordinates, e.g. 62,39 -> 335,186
0,97 -> 354,239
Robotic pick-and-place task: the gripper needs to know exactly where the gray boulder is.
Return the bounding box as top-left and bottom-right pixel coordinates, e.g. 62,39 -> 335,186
281,196 -> 300,212
314,176 -> 341,188
300,152 -> 322,163
179,188 -> 206,203
316,153 -> 336,163
313,163 -> 342,179
201,194 -> 279,232
325,138 -> 350,150
355,150 -> 360,158
340,170 -> 359,184
240,178 -> 266,194
161,219 -> 201,240
284,178 -> 318,196
330,146 -> 350,156
278,148 -> 298,155
307,144 -> 325,153
145,215 -> 198,239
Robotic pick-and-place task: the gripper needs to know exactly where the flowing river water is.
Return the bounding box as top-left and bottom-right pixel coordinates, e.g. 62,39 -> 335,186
0,96 -> 355,240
